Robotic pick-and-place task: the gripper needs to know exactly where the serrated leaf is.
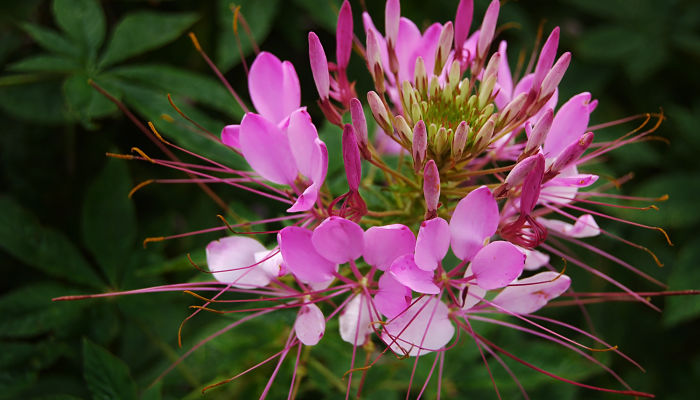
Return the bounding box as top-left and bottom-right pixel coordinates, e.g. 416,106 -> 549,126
52,0 -> 105,55
109,64 -> 242,118
82,339 -> 137,400
99,12 -> 198,68
82,159 -> 137,287
20,23 -> 80,58
7,54 -> 81,73
216,0 -> 279,72
0,197 -> 102,287
664,238 -> 700,327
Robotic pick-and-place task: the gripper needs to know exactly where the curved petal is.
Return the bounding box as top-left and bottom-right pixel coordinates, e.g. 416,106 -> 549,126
471,241 -> 525,290
206,236 -> 271,288
339,294 -> 373,345
493,271 -> 571,314
374,272 -> 412,318
450,186 -> 499,261
278,226 -> 337,283
295,303 -> 325,346
221,124 -> 240,149
522,248 -> 550,271
389,254 -> 440,294
253,249 -> 285,278
395,17 -> 423,83
381,296 -> 454,357
312,216 -> 364,264
363,224 -> 417,270
462,283 -> 487,310
239,113 -> 297,185
540,214 -> 600,238
248,52 -> 300,124
494,40 -> 513,108
415,217 -> 450,271
287,139 -> 328,212
286,108 -> 320,178
544,92 -> 597,158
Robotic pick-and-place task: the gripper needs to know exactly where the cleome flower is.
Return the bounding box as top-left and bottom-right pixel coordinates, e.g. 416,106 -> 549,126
59,0 -> 680,398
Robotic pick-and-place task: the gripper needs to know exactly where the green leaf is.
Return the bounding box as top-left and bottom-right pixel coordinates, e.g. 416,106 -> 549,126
664,237 -> 700,327
63,74 -> 119,126
7,54 -> 81,73
82,339 -> 137,400
99,12 -> 198,68
20,23 -> 80,58
109,64 -> 242,118
82,159 -> 137,287
52,0 -> 106,54
0,81 -> 69,125
216,0 -> 279,72
0,196 -> 102,287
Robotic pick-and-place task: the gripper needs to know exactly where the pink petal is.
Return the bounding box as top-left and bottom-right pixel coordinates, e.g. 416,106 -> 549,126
415,217 -> 450,271
363,224 -> 417,270
206,236 -> 271,288
278,226 -> 337,283
342,124 -> 362,191
308,32 -> 330,99
374,272 -> 412,318
471,241 -> 526,290
336,0 -> 353,69
494,41 -> 513,108
454,0 -> 474,51
532,27 -> 560,90
339,294 -> 373,345
544,92 -> 597,158
449,186 -> 499,261
476,0 -> 500,60
221,124 -> 240,149
410,23 -> 442,79
462,282 -> 487,310
395,17 -> 423,83
295,303 -> 325,345
422,160 -> 441,215
253,249 -> 286,278
312,216 -> 364,264
381,297 -> 454,357
385,0 -> 400,47
522,248 -> 550,271
285,108 -> 319,179
239,113 -> 297,185
493,271 -> 571,314
248,52 -> 300,124
540,214 -> 600,238
287,139 -> 328,212
389,254 -> 440,294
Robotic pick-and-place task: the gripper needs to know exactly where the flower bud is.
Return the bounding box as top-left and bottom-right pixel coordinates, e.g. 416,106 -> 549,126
414,56 -> 428,94
434,21 -> 454,75
336,0 -> 353,70
532,27 -> 560,90
524,108 -> 553,155
366,29 -> 385,92
549,132 -> 594,174
350,98 -> 370,159
505,153 -> 544,189
434,126 -> 450,155
474,116 -> 496,151
483,52 -> 500,82
385,0 -> 400,48
367,91 -> 393,133
412,120 -> 427,172
308,32 -> 330,100
394,115 -> 413,144
423,160 -> 440,218
539,52 -> 571,101
452,121 -> 469,159
498,92 -> 527,127
476,0 -> 500,62
478,75 -> 497,109
342,124 -> 362,191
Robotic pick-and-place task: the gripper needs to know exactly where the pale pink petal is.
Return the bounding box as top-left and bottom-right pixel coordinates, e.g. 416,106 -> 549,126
540,214 -> 600,238
278,226 -> 337,283
471,241 -> 526,290
494,40 -> 513,108
385,0 -> 400,47
539,165 -> 581,204
285,108 -> 319,178
221,124 -> 240,149
544,92 -> 597,158
415,217 -> 450,271
295,303 -> 325,345
462,283 -> 487,310
339,294 -> 373,345
312,216 -> 364,264
545,173 -> 599,189
389,254 -> 440,294
493,271 -> 571,314
363,224 -> 416,270
248,52 -> 300,124
308,32 -> 330,99
206,236 -> 271,288
449,186 -> 499,261
374,272 -> 412,318
253,249 -> 285,278
522,248 -> 550,271
239,113 -> 297,185
381,297 -> 454,357
287,139 -> 328,212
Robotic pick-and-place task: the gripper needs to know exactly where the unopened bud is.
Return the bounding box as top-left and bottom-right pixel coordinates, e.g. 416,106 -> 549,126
423,159 -> 441,217
498,92 -> 527,127
308,32 -> 330,100
476,0 -> 500,62
385,0 -> 400,49
483,52 -> 500,82
520,153 -> 546,214
412,120 -> 427,172
549,132 -> 594,174
474,116 -> 496,150
367,91 -> 393,133
366,29 -> 385,93
532,27 -> 560,90
447,60 -> 461,92
410,102 -> 423,123
414,56 -> 428,94
342,124 -> 362,191
350,98 -> 371,159
524,108 -> 553,155
505,153 -> 544,189
478,75 -> 496,109
434,21 -> 454,75
336,0 -> 353,70
394,115 -> 413,144
429,75 -> 440,99
434,126 -> 450,155
452,121 -> 469,159
539,52 -> 571,101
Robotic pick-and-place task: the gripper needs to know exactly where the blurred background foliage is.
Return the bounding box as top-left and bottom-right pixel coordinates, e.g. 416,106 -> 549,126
0,0 -> 698,398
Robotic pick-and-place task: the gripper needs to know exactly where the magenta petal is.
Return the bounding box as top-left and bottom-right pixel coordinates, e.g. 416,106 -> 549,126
239,113 -> 297,185
415,217 -> 450,271
544,92 -> 597,158
206,236 -> 271,288
389,254 -> 440,294
471,241 -> 526,290
339,294 -> 373,345
285,108 -> 319,179
287,139 -> 328,212
395,17 -> 423,83
278,226 -> 337,283
295,303 -> 325,346
449,186 -> 499,261
381,297 -> 454,357
248,52 -> 300,124
374,273 -> 412,318
454,0 -> 474,51
221,124 -> 240,149
519,153 -> 545,214
311,216 -> 364,264
363,224 -> 417,270
493,271 -> 571,314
